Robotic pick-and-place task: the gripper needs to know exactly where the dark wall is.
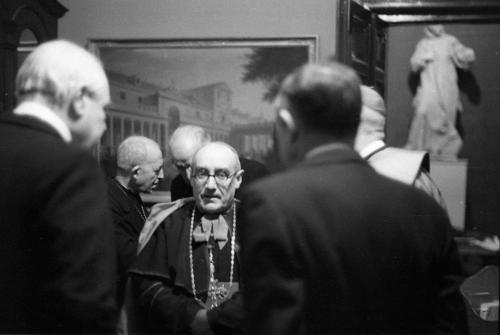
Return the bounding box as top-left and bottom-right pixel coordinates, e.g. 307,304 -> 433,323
386,23 -> 500,235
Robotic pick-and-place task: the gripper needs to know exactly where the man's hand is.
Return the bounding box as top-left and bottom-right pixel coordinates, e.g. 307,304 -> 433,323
190,309 -> 214,335
470,235 -> 500,252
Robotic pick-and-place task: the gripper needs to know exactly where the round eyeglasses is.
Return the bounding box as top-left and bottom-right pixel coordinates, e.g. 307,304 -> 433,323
192,168 -> 237,184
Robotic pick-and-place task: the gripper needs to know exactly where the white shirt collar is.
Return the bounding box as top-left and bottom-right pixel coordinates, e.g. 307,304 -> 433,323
14,101 -> 72,143
305,142 -> 352,160
359,140 -> 386,159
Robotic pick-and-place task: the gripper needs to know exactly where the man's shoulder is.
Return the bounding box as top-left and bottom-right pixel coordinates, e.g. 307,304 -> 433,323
0,113 -> 65,147
151,198 -> 194,220
240,157 -> 269,175
106,179 -> 131,209
137,198 -> 194,253
369,147 -> 429,184
240,169 -> 304,202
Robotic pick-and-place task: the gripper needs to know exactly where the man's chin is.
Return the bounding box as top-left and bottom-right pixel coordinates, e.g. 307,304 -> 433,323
199,200 -> 224,214
144,184 -> 159,193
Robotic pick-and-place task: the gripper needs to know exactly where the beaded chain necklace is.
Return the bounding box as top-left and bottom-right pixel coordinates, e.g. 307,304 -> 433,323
189,204 -> 236,307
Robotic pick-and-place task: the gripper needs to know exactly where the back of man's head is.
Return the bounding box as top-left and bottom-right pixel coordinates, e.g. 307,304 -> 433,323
117,136 -> 162,175
16,39 -> 108,110
15,39 -> 110,148
169,125 -> 211,163
279,62 -> 362,140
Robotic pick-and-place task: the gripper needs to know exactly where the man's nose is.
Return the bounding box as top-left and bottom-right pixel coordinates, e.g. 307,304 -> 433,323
158,168 -> 164,180
205,175 -> 217,189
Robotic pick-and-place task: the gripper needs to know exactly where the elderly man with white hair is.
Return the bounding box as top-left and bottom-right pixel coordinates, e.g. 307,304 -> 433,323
0,40 -> 117,333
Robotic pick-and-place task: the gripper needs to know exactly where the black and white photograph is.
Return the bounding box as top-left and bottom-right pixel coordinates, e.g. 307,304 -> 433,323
0,1 -> 498,335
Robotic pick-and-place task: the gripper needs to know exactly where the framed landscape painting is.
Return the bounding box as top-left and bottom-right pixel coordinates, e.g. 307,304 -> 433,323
88,36 -> 318,191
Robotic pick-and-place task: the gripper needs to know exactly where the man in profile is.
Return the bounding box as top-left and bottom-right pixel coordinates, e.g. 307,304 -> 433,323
169,124 -> 269,201
0,40 -> 117,333
129,142 -> 245,334
108,135 -> 164,308
355,85 -> 447,209
240,62 -> 468,334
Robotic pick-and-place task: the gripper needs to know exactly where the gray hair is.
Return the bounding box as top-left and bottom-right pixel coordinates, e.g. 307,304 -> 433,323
15,39 -> 108,109
169,125 -> 211,161
359,85 -> 386,136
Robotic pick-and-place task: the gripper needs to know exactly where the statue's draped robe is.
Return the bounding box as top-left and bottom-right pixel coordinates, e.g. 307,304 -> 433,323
407,30 -> 475,160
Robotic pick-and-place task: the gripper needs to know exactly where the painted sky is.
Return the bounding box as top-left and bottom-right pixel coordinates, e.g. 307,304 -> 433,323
99,47 -> 275,121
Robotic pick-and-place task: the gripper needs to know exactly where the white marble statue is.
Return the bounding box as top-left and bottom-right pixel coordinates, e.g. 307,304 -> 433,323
406,25 -> 475,160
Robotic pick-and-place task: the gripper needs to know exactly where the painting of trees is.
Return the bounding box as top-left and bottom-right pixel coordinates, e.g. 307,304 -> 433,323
242,46 -> 309,102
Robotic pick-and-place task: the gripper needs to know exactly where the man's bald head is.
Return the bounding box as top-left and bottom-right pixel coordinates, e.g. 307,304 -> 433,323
117,136 -> 163,172
116,136 -> 164,193
191,142 -> 241,172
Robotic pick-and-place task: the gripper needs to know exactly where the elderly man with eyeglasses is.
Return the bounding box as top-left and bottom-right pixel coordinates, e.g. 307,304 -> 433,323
168,125 -> 269,202
128,142 -> 245,335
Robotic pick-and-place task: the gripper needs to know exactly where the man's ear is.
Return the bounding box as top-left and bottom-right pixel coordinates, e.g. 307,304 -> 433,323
131,165 -> 141,178
278,108 -> 298,140
186,166 -> 192,180
233,169 -> 244,189
68,94 -> 85,121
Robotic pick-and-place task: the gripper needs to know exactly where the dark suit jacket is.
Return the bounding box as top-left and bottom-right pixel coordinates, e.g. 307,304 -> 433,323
240,146 -> 468,335
170,156 -> 269,201
107,178 -> 147,306
0,113 -> 117,333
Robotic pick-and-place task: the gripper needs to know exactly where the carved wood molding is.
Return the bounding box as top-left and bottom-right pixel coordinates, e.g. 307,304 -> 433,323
354,0 -> 500,22
0,0 -> 67,113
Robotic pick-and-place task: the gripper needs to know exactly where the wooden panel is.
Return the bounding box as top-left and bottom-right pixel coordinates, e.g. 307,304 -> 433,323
0,0 -> 67,113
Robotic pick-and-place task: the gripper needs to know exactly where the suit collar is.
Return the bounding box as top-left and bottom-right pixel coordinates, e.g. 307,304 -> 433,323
359,140 -> 386,159
305,142 -> 352,160
299,143 -> 366,168
14,101 -> 71,142
0,112 -> 63,141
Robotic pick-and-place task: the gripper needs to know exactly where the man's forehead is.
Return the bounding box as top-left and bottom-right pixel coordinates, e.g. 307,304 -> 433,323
193,146 -> 237,169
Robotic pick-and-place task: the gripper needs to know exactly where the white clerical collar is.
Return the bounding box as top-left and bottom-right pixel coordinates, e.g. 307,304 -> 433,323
14,101 -> 72,143
305,142 -> 352,160
359,140 -> 386,159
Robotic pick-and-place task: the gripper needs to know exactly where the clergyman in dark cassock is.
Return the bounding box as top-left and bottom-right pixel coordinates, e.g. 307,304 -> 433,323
129,142 -> 245,335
